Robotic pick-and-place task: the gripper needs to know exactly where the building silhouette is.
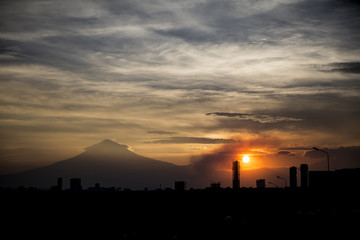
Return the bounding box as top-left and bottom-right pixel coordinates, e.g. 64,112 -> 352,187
210,182 -> 221,189
70,178 -> 82,192
175,181 -> 186,191
289,166 -> 297,188
309,171 -> 334,189
232,160 -> 240,189
50,177 -> 63,191
256,179 -> 266,188
334,168 -> 360,190
87,183 -> 110,192
309,168 -> 360,190
57,177 -> 62,191
300,164 -> 309,189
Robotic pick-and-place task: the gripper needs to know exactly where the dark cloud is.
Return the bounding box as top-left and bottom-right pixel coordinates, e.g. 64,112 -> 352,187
279,147 -> 313,151
275,0 -> 360,50
326,62 -> 360,74
169,0 -> 360,48
154,28 -> 213,42
279,78 -> 360,89
276,151 -> 295,156
146,137 -> 235,144
206,112 -> 302,123
1,0 -> 359,77
147,130 -> 178,135
308,62 -> 360,74
146,80 -> 233,92
277,150 -> 290,155
205,107 -> 360,142
146,80 -> 276,95
0,114 -> 145,134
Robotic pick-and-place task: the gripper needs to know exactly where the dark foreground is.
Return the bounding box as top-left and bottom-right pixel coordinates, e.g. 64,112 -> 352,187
2,188 -> 359,239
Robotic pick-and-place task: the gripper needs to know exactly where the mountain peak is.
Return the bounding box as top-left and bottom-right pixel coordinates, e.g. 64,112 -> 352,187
100,139 -> 125,146
84,139 -> 129,152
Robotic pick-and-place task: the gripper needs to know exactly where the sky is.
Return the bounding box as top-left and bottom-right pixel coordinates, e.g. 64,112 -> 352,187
1,0 -> 360,175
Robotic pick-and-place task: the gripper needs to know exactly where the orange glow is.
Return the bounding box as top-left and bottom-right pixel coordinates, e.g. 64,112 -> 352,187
193,135 -> 290,173
242,155 -> 250,163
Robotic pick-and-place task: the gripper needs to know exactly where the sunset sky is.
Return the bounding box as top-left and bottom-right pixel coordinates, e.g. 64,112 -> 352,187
1,0 -> 360,175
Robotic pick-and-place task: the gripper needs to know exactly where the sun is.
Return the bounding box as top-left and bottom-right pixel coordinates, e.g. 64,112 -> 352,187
242,155 -> 250,163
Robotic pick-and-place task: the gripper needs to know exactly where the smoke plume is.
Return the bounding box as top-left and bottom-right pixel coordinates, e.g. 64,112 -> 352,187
191,135 -> 281,173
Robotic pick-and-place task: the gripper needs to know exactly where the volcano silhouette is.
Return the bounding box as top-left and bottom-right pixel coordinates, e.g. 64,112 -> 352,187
0,139 -> 193,189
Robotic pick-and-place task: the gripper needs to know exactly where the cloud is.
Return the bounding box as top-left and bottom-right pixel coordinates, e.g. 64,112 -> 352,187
206,112 -> 302,123
146,137 -> 235,144
279,147 -> 312,151
276,151 -> 295,156
325,62 -> 360,74
147,130 -> 178,135
309,62 -> 360,74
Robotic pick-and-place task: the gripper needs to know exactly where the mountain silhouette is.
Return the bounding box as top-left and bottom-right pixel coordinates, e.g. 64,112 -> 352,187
0,139 -> 193,189
0,139 -> 300,189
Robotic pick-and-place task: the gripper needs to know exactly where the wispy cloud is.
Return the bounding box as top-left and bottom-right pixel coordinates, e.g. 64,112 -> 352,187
279,147 -> 313,151
146,137 -> 235,144
206,112 -> 302,123
276,151 -> 295,156
310,62 -> 360,74
147,130 -> 178,135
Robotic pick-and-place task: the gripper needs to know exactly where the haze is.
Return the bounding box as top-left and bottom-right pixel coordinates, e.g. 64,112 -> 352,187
1,0 -> 359,175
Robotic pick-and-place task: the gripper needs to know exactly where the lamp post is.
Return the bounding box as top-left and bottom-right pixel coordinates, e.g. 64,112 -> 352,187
313,147 -> 330,171
268,182 -> 278,188
276,176 -> 287,188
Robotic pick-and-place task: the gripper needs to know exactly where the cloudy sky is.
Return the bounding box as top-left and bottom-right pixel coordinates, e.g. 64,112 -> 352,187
1,0 -> 360,174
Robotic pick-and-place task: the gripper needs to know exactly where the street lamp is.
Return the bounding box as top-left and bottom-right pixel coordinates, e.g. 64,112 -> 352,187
276,176 -> 287,188
313,147 -> 330,171
268,181 -> 278,188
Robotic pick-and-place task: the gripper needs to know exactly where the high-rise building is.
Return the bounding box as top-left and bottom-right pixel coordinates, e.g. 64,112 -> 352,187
57,177 -> 63,191
210,182 -> 221,189
300,164 -> 309,189
175,181 -> 185,191
70,178 -> 82,192
233,160 -> 240,189
256,179 -> 266,188
289,166 -> 297,188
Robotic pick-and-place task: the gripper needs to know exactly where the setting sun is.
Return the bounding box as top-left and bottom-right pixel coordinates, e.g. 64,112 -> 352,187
242,155 -> 250,163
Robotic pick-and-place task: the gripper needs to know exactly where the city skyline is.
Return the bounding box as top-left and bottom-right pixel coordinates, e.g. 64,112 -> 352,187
0,139 -> 358,189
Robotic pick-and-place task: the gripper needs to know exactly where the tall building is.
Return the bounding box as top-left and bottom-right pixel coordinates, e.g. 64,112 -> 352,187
175,181 -> 185,191
256,179 -> 266,189
289,166 -> 297,188
70,178 -> 82,192
300,164 -> 309,189
57,177 -> 63,191
233,160 -> 240,189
